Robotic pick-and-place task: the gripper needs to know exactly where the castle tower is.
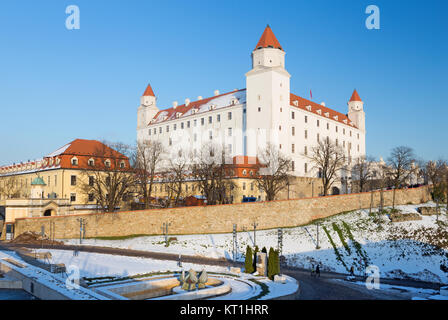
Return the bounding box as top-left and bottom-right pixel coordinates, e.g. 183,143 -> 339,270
137,83 -> 160,142
245,25 -> 291,158
347,89 -> 366,132
30,176 -> 46,199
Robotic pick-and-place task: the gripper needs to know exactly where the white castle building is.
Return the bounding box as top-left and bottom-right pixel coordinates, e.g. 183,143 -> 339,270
137,25 -> 366,183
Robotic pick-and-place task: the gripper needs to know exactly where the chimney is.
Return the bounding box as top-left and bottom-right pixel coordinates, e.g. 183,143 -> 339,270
214,90 -> 220,96
321,102 -> 326,107
197,96 -> 203,100
172,101 -> 178,108
185,98 -> 190,106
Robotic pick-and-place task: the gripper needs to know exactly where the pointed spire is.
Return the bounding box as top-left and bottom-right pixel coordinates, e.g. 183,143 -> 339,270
349,89 -> 362,102
142,83 -> 155,97
255,25 -> 283,51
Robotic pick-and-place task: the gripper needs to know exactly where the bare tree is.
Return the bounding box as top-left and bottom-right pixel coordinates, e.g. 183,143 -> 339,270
161,151 -> 188,207
256,143 -> 292,201
386,146 -> 417,209
132,140 -> 165,208
78,141 -> 136,213
305,139 -> 346,196
423,159 -> 448,203
352,155 -> 375,192
190,143 -> 235,205
0,176 -> 22,199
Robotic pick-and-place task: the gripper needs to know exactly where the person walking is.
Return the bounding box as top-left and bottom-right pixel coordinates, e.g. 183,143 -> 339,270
316,264 -> 320,278
310,264 -> 315,277
350,265 -> 355,277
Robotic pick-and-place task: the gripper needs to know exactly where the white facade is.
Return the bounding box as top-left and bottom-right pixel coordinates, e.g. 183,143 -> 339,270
136,26 -> 366,183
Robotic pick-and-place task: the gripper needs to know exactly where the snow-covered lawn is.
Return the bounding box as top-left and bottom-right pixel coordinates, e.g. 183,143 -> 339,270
64,202 -> 448,284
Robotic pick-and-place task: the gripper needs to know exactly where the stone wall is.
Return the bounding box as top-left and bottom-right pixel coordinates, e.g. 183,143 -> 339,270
11,186 -> 430,240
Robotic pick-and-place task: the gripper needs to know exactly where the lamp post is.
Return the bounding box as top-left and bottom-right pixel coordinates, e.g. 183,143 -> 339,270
316,222 -> 321,249
252,221 -> 258,247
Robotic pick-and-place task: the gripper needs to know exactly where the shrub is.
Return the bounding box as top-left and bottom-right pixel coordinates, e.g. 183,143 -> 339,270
267,248 -> 280,280
261,247 -> 267,253
253,246 -> 259,272
245,246 -> 254,273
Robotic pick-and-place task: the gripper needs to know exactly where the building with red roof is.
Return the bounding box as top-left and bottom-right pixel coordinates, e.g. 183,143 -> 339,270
136,25 -> 366,198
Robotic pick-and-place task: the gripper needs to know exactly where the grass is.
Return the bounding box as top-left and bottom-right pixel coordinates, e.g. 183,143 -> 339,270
342,221 -> 370,265
322,225 -> 349,272
332,222 -> 351,255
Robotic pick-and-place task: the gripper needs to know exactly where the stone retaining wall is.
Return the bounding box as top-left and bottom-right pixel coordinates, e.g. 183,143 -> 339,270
10,186 -> 430,240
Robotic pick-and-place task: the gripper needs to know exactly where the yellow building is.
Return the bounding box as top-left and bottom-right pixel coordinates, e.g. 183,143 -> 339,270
0,139 -> 131,238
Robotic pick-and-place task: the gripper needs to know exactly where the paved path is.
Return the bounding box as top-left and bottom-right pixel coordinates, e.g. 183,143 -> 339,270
0,242 -> 442,300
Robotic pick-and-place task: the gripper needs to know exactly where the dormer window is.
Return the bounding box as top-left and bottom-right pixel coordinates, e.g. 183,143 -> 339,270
105,159 -> 111,168
317,109 -> 322,115
71,157 -> 78,166
88,158 -> 95,166
209,104 -> 216,110
333,116 -> 339,121
343,119 -> 348,124
293,100 -> 299,106
192,108 -> 198,114
176,112 -> 182,118
242,169 -> 247,176
324,112 -> 329,118
120,161 -> 125,169
306,105 -> 312,111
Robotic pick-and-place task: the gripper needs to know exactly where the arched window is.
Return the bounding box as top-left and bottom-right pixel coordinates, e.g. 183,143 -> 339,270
104,159 -> 111,168
71,157 -> 78,166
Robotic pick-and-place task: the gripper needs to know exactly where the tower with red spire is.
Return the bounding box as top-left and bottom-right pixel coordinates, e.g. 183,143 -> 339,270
348,89 -> 365,132
245,25 -> 291,157
137,83 -> 160,140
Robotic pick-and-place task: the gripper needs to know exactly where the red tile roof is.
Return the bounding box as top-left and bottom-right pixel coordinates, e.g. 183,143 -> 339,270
150,89 -> 245,125
255,25 -> 283,51
349,89 -> 362,102
290,93 -> 357,128
142,83 -> 155,97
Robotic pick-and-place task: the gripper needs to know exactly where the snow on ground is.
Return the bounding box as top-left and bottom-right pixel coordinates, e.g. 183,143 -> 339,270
33,249 -> 298,300
63,202 -> 448,284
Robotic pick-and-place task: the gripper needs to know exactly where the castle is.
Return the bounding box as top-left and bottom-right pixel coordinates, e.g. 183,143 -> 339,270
136,25 -> 366,195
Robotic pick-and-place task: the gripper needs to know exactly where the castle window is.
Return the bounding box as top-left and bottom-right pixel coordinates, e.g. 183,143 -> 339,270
209,116 -> 212,124
194,119 -> 197,127
166,125 -> 170,132
174,124 -> 177,130
169,138 -> 172,146
243,182 -> 246,190
317,120 -> 320,127
209,131 -> 213,140
88,159 -> 95,166
280,107 -> 282,112
120,161 -> 125,169
350,131 -> 352,137
217,114 -> 221,122
327,123 -> 329,130
317,133 -> 320,141
304,146 -> 307,155
228,128 -> 232,136
181,122 -> 184,129
291,144 -> 295,153
292,127 -> 295,136
228,112 -> 232,120
187,121 -> 190,128
71,157 -> 78,166
105,160 -> 111,167
71,175 -> 77,186
305,115 -> 308,123
148,129 -> 151,136
89,176 -> 94,186
159,127 -> 162,133
357,133 -> 360,139
258,107 -> 261,112
154,128 -> 156,134
291,161 -> 295,171
291,111 -> 295,119
70,193 -> 76,202
242,169 -> 247,176
88,194 -> 94,202
201,118 -> 205,125
343,128 -> 346,135
305,163 -> 308,173
305,130 -> 308,139
336,126 -> 338,133
279,125 -> 281,131
258,94 -> 261,101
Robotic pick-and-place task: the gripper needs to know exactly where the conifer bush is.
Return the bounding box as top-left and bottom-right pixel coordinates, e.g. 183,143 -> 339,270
245,245 -> 254,273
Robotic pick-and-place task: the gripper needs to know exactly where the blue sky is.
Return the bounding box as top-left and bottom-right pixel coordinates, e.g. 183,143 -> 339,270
0,0 -> 447,165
